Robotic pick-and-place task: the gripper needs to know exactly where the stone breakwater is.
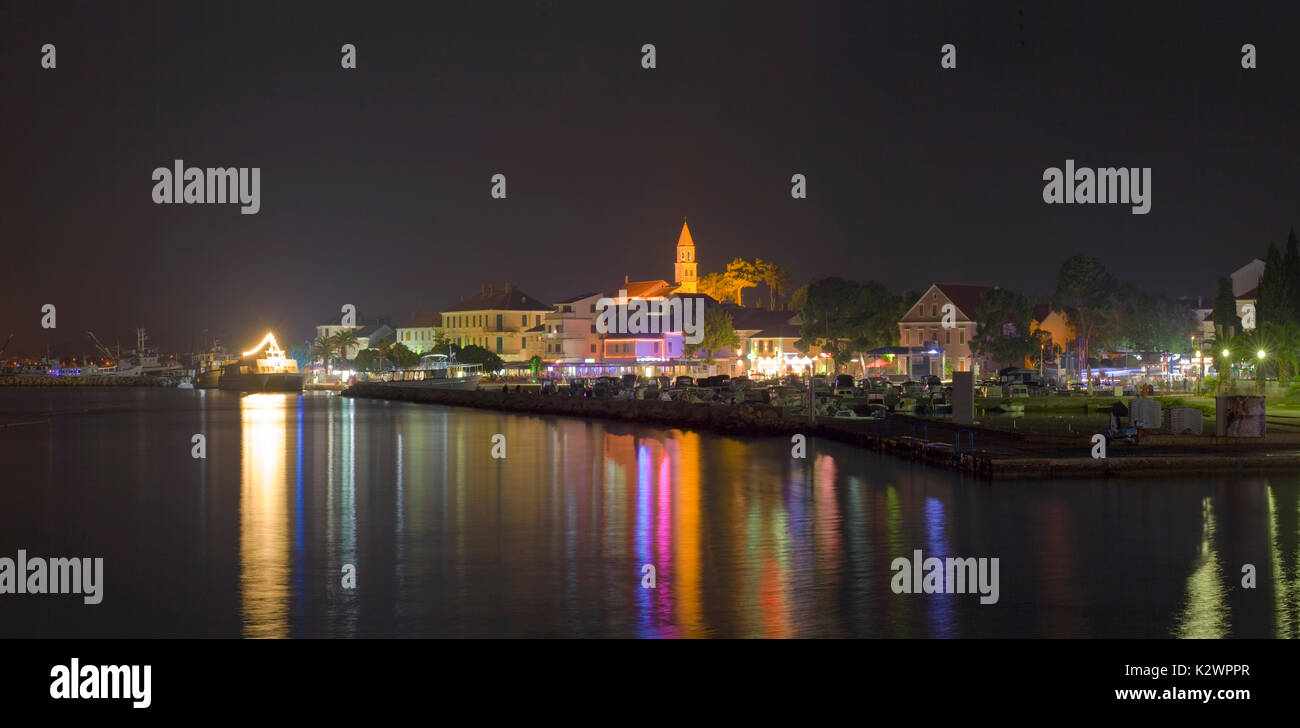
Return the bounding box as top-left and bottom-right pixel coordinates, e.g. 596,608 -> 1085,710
342,383 -> 1300,480
343,383 -> 804,437
342,384 -> 1000,475
0,375 -> 176,387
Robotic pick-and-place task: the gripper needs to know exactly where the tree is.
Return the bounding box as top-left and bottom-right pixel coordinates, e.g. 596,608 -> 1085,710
1113,287 -> 1195,355
310,335 -> 335,370
287,343 -> 310,370
724,258 -> 761,305
797,277 -> 895,371
1211,276 -> 1240,341
388,342 -> 421,369
529,355 -> 542,375
329,329 -> 360,361
788,284 -> 808,312
1286,227 -> 1300,319
698,272 -> 738,304
1259,320 -> 1300,381
1256,240 -> 1292,325
452,344 -> 504,373
375,339 -> 393,371
1052,256 -> 1117,394
684,308 -> 740,365
353,348 -> 378,372
756,259 -> 790,310
970,286 -> 1041,369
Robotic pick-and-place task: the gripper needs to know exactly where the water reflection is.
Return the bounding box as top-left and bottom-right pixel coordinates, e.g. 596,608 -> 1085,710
7,388 -> 1293,637
239,394 -> 291,637
221,395 -> 1300,637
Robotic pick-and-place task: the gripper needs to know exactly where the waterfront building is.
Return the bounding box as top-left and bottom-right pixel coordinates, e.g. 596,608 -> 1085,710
395,312 -> 442,354
315,317 -> 393,360
897,283 -> 991,378
728,308 -> 807,378
542,292 -> 603,364
441,284 -> 552,362
355,324 -> 394,352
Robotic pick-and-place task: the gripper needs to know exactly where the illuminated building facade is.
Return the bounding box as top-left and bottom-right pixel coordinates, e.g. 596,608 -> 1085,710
395,312 -> 442,354
441,283 -> 552,362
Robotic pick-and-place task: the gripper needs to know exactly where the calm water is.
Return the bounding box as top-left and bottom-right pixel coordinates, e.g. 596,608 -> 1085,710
0,388 -> 1296,638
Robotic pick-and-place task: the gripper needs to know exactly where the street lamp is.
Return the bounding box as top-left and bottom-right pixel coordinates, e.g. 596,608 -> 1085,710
1257,349 -> 1266,360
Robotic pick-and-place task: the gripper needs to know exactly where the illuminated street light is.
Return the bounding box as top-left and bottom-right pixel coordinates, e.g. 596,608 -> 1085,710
1222,348 -> 1231,357
1257,349 -> 1266,360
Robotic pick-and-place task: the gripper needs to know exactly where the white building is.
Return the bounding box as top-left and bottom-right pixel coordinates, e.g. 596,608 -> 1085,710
395,312 -> 442,355
542,292 -> 602,363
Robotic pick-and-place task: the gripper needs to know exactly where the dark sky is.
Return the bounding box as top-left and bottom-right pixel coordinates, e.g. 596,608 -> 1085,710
3,1 -> 1299,356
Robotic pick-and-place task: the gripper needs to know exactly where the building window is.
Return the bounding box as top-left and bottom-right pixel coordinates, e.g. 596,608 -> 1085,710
931,304 -> 937,316
959,329 -> 966,344
946,331 -> 951,345
521,337 -> 526,348
496,337 -> 503,354
590,344 -> 596,353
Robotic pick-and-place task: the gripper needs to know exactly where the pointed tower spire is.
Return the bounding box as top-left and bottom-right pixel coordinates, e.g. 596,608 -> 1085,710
674,219 -> 697,293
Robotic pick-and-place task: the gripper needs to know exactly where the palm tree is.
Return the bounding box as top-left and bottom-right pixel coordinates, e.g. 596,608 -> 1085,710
375,339 -> 392,372
759,260 -> 790,310
329,329 -> 360,363
310,335 -> 334,370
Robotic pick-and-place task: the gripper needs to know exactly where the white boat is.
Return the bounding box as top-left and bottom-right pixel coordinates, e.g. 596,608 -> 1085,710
395,354 -> 483,390
87,328 -> 182,377
219,333 -> 304,392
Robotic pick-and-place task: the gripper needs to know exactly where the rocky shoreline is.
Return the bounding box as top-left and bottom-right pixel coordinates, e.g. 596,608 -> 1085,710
342,382 -> 1300,481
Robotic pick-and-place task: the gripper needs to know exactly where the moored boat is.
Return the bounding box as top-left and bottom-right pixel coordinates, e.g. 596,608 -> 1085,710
218,333 -> 304,392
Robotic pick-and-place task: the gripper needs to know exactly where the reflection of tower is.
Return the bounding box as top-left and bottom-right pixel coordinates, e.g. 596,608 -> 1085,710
674,220 -> 697,294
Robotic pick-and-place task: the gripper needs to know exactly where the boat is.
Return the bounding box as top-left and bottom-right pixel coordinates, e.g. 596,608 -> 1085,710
86,329 -> 183,377
218,333 -> 304,392
194,341 -> 237,388
385,353 -> 483,390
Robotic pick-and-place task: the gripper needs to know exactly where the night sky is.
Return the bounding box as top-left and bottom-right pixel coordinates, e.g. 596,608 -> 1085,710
3,1 -> 1299,356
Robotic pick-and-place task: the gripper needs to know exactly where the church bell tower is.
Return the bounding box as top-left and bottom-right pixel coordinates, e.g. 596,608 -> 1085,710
673,219 -> 697,294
